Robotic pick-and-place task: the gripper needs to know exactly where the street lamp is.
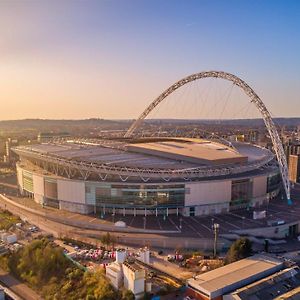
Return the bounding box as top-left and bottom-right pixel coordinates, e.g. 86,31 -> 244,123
179,218 -> 183,230
213,223 -> 220,258
242,216 -> 245,228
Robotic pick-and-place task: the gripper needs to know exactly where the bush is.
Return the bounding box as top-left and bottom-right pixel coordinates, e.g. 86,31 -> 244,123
225,237 -> 252,264
2,238 -> 119,299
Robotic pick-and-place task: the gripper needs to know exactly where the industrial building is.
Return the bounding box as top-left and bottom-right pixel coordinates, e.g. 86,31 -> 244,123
13,136 -> 281,216
225,265 -> 300,300
186,254 -> 284,300
105,249 -> 148,299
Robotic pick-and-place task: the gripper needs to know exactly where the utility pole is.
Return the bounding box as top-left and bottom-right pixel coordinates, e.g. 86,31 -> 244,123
213,223 -> 219,258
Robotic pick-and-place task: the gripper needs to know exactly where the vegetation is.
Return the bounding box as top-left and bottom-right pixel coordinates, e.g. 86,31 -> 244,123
62,237 -> 95,249
225,237 -> 252,264
120,289 -> 135,300
100,232 -> 117,250
0,209 -> 21,230
0,238 -> 134,300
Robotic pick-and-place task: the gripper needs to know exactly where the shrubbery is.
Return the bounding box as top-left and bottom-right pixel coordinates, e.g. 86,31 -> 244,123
0,238 -> 131,299
225,237 -> 252,264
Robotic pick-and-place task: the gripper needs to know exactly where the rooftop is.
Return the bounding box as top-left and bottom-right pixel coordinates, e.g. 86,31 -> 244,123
123,260 -> 143,272
187,254 -> 283,298
13,137 -> 272,170
229,266 -> 300,300
127,138 -> 247,165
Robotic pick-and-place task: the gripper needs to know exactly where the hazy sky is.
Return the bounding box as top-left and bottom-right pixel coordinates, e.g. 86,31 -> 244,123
0,0 -> 299,120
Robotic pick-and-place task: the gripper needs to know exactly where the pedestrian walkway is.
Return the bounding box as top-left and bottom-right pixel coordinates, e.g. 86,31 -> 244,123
0,268 -> 42,300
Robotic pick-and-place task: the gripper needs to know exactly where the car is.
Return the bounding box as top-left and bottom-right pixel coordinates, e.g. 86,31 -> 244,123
29,226 -> 39,232
148,271 -> 157,278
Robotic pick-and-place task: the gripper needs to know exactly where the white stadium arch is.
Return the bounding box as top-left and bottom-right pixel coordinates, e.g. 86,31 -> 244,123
125,71 -> 291,203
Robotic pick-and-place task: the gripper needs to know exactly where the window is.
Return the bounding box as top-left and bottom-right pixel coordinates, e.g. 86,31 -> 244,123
231,179 -> 252,206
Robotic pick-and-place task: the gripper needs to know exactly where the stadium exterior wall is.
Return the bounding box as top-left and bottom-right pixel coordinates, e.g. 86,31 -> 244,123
16,163 -> 280,216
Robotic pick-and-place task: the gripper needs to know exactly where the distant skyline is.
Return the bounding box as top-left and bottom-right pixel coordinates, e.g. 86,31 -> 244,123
0,0 -> 300,120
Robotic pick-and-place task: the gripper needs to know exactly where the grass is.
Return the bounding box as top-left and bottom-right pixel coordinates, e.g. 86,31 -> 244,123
0,209 -> 21,230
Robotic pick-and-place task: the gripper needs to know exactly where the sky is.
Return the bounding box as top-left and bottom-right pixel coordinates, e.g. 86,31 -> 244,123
0,0 -> 299,120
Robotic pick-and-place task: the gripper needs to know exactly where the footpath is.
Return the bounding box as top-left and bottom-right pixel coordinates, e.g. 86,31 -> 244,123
0,268 -> 42,300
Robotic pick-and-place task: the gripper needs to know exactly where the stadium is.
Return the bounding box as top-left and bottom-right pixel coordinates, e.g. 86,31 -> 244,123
12,71 -> 290,217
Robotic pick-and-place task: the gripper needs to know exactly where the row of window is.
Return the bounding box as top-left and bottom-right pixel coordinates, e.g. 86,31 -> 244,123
21,171 -> 281,208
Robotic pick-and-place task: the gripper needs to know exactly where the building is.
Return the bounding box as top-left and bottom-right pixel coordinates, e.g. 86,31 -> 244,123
4,138 -> 18,164
106,250 -> 127,289
106,250 -> 146,299
225,266 -> 300,300
13,137 -> 281,216
138,248 -> 150,264
283,143 -> 300,164
123,260 -> 146,299
186,254 -> 283,300
37,132 -> 70,143
289,154 -> 300,183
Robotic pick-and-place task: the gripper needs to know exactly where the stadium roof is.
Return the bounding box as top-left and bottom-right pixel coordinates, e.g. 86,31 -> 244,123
127,138 -> 247,165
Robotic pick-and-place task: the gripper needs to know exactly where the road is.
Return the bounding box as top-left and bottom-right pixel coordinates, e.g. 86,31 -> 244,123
0,194 -> 222,250
0,269 -> 42,300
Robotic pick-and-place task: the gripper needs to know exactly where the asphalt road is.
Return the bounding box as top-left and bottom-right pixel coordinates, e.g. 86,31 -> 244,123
0,269 -> 42,300
0,194 -> 221,250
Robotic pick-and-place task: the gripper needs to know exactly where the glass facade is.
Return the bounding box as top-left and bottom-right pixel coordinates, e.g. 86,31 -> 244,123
85,183 -> 185,208
44,178 -> 59,208
267,173 -> 281,193
22,171 -> 33,193
230,179 -> 253,206
44,178 -> 58,200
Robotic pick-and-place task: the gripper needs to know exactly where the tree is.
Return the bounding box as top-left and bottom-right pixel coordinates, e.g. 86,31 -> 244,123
225,237 -> 252,264
100,232 -> 116,250
121,289 -> 135,300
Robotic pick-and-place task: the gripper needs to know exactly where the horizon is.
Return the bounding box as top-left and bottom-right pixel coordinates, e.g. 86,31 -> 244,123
1,116 -> 300,123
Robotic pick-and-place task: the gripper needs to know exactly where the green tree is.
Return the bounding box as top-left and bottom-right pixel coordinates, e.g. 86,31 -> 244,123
121,289 -> 135,300
225,237 -> 252,264
100,232 -> 116,250
2,238 -> 118,300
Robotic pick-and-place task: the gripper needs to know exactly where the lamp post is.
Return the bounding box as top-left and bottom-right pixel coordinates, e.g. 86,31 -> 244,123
179,218 -> 183,230
213,223 -> 220,258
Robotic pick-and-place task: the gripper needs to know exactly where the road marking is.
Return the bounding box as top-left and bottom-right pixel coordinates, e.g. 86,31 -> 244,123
89,218 -> 97,223
213,215 -> 240,229
191,217 -> 212,232
168,217 -> 180,231
67,214 -> 79,219
182,219 -> 203,237
129,217 -> 135,227
156,217 -> 163,230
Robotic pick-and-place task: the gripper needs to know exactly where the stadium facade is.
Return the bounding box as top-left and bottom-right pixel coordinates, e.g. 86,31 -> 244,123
13,137 -> 281,216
